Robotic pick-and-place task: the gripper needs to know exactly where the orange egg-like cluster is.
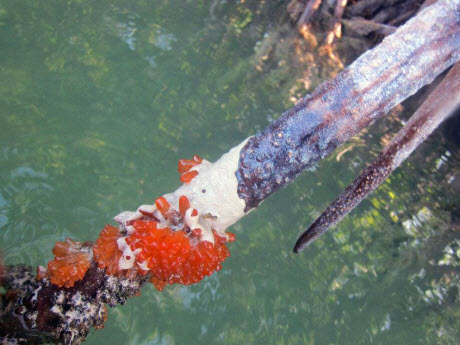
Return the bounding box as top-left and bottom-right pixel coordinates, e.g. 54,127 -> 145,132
92,224 -> 144,279
38,162 -> 237,291
93,225 -> 122,275
89,195 -> 236,290
37,238 -> 92,288
127,219 -> 235,290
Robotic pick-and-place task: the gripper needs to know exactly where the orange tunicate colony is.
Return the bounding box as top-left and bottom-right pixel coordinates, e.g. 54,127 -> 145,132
125,193 -> 235,290
92,224 -> 143,279
178,154 -> 202,183
92,225 -> 122,275
179,195 -> 190,216
180,170 -> 199,183
127,218 -> 235,290
36,238 -> 92,288
37,155 -> 235,290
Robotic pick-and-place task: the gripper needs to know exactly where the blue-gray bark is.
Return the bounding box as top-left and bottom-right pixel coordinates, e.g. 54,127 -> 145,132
236,0 -> 460,211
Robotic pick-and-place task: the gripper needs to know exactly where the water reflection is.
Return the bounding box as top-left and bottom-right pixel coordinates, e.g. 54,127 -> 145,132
108,6 -> 177,70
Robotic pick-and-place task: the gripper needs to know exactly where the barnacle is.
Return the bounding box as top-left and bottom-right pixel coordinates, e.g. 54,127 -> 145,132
37,238 -> 92,288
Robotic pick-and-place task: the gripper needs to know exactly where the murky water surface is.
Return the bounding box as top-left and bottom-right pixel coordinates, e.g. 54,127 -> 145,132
1,1 -> 459,344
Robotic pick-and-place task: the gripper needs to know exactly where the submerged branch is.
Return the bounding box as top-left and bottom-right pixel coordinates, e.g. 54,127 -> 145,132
342,17 -> 396,37
294,62 -> 460,252
323,0 -> 348,46
296,0 -> 322,29
236,0 -> 460,210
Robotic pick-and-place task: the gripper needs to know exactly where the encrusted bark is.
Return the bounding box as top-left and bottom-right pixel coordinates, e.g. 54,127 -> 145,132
0,264 -> 150,345
236,0 -> 460,210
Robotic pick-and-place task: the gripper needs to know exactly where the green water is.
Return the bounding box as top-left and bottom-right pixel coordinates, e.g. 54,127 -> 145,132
1,1 -> 459,344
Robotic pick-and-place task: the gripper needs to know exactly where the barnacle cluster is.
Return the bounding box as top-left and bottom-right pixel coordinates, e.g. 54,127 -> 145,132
37,154 -> 236,290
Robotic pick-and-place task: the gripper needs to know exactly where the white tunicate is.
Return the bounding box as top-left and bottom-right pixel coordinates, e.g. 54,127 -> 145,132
114,211 -> 142,225
164,139 -> 249,238
117,237 -> 136,270
137,261 -> 150,271
137,204 -> 156,214
184,208 -> 214,244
